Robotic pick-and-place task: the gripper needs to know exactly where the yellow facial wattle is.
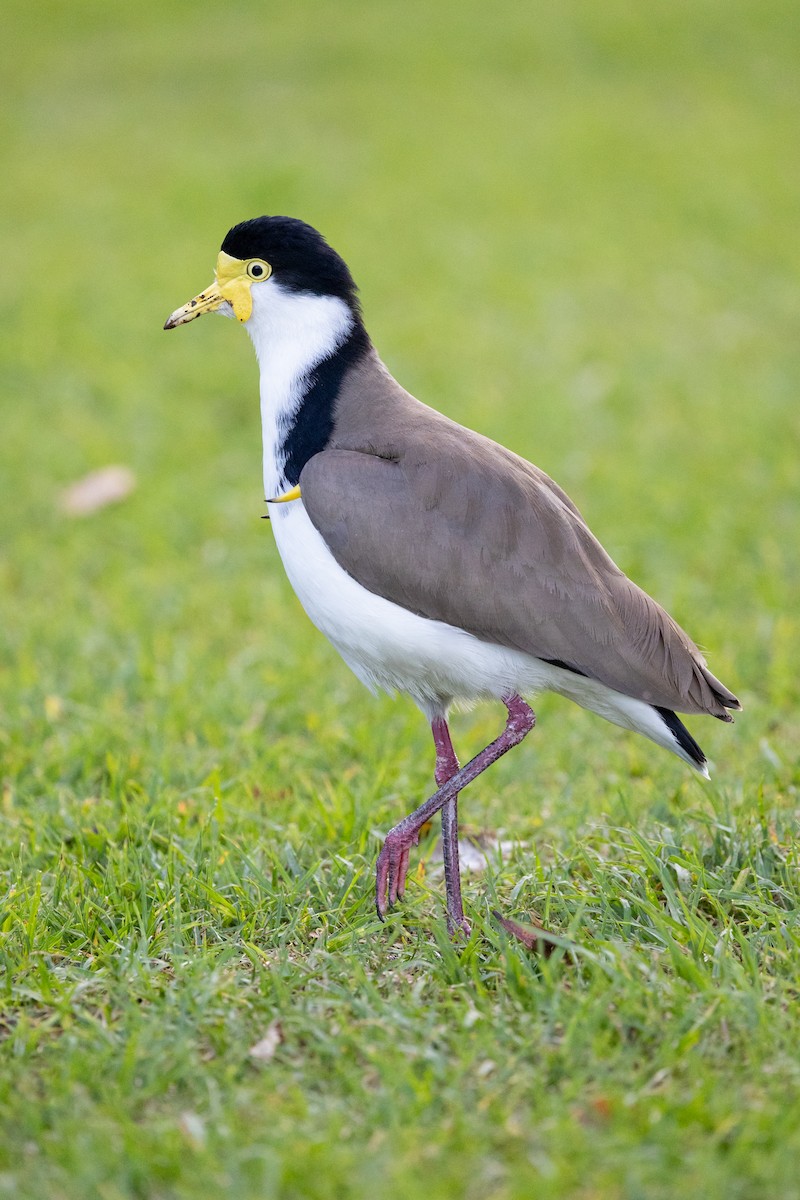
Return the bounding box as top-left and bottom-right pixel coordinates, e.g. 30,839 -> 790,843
164,252 -> 272,329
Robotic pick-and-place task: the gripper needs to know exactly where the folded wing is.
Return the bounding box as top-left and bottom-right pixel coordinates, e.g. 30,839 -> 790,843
300,426 -> 738,717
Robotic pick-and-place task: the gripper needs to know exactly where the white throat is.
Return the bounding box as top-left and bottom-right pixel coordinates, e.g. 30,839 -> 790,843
244,281 -> 354,498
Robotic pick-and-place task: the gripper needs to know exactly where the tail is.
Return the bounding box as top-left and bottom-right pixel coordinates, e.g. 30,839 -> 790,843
654,706 -> 709,777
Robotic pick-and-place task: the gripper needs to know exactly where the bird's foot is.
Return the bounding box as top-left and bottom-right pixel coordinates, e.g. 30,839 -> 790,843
375,825 -> 421,919
447,911 -> 472,939
376,825 -> 472,940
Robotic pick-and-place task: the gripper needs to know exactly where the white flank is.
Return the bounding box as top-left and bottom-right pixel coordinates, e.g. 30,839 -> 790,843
268,503 -> 707,773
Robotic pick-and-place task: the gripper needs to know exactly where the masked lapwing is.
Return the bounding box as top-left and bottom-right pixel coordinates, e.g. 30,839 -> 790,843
165,216 -> 740,936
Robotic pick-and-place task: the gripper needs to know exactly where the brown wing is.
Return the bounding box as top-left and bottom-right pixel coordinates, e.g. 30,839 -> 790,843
300,430 -> 738,717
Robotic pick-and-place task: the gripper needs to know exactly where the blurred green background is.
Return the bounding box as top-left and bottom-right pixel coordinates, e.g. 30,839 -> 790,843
1,1 -> 799,1198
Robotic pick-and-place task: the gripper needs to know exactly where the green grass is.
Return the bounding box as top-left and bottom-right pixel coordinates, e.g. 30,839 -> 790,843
2,0 -> 800,1196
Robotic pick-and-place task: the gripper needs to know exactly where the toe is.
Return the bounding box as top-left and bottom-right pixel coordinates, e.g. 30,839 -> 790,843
396,846 -> 411,898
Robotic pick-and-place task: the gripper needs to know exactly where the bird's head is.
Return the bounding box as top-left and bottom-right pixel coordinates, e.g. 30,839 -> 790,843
164,215 -> 361,330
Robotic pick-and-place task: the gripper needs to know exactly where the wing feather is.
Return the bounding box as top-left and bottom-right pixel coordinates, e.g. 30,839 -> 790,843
300,412 -> 738,717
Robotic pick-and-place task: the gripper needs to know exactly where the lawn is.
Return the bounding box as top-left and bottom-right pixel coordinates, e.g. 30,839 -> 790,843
1,1 -> 799,1196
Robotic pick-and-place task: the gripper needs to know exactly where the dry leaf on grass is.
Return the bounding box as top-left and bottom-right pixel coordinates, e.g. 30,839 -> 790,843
59,465 -> 136,516
248,1019 -> 282,1063
178,1111 -> 206,1148
429,832 -> 529,875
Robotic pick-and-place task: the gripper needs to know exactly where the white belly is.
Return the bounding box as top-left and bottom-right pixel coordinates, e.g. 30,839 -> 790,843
268,501 -> 549,716
266,502 -> 692,767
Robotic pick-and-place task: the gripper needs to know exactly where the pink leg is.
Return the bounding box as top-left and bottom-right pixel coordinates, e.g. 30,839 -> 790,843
393,717 -> 460,905
376,695 -> 535,923
432,717 -> 469,936
432,716 -> 460,790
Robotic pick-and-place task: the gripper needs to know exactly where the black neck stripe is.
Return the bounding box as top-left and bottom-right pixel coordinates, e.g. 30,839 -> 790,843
282,323 -> 370,486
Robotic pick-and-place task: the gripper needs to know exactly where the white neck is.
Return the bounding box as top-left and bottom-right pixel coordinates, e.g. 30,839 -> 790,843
244,281 -> 355,498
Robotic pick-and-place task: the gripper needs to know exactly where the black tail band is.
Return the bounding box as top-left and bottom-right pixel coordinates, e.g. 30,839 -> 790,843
654,706 -> 706,768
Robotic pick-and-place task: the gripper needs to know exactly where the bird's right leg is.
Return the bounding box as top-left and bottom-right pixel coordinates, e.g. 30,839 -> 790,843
394,715 -> 466,932
376,694 -> 535,922
392,716 -> 457,897
432,717 -> 469,936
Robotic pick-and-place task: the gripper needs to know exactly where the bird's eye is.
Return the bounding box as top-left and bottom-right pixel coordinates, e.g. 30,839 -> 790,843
247,260 -> 270,280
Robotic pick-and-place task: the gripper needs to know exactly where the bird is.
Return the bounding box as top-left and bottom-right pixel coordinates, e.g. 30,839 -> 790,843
165,215 -> 740,937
